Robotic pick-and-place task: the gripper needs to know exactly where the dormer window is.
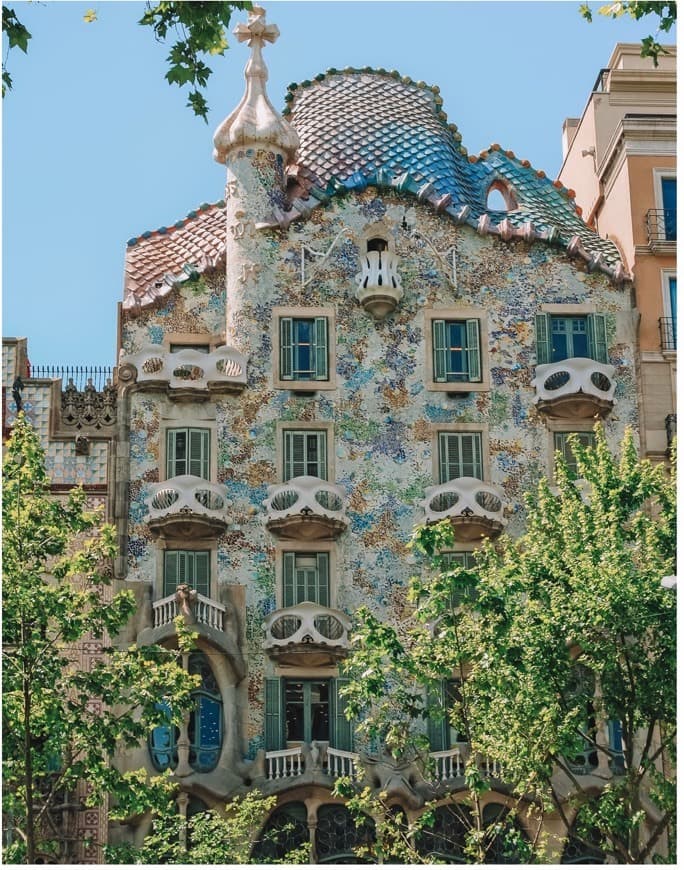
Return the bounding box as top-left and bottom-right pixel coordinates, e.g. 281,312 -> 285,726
486,180 -> 517,211
366,236 -> 388,253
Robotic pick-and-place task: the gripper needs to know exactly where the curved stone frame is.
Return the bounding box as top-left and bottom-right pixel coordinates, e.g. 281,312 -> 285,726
159,403 -> 219,485
276,420 -> 335,483
424,308 -> 491,392
273,539 -> 338,611
271,306 -> 337,391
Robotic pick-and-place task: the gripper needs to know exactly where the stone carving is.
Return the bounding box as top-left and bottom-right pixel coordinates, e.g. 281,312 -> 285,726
175,584 -> 198,625
61,379 -> 117,431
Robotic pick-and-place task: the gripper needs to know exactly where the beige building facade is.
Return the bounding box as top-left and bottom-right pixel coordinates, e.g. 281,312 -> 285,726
559,43 -> 676,461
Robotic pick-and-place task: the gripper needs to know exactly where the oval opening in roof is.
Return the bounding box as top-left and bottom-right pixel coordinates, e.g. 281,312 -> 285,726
486,180 -> 518,212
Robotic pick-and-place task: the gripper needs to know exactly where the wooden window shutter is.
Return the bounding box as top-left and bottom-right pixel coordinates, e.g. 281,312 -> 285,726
280,317 -> 293,380
283,552 -> 296,607
193,551 -> 210,597
316,552 -> 329,607
315,431 -> 327,480
535,313 -> 552,364
426,681 -> 447,752
166,429 -> 177,479
164,550 -> 180,596
439,432 -> 457,483
330,677 -> 353,751
264,678 -> 284,751
587,313 -> 608,363
432,319 -> 447,382
314,317 -> 329,380
188,429 -> 209,479
465,319 -> 481,382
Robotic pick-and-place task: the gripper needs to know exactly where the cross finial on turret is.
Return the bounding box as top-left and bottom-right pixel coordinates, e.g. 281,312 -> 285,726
233,5 -> 280,47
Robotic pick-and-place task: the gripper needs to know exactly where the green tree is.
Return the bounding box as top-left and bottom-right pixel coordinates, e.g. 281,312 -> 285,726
2,413 -> 197,864
579,2 -> 677,63
2,2 -> 252,118
343,427 -> 676,863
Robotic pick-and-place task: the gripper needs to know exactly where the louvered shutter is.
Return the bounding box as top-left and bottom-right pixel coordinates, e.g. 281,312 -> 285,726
164,551 -> 180,596
460,433 -> 482,479
280,318 -> 293,380
316,552 -> 329,606
264,678 -> 284,751
330,678 -> 353,751
427,682 -> 447,752
192,551 -> 210,597
587,313 -> 608,363
432,319 -> 447,383
439,432 -> 457,483
285,431 -> 306,480
465,319 -> 481,382
166,429 -> 177,479
314,317 -> 329,380
283,552 -> 296,607
314,431 -> 327,480
535,314 -> 552,364
189,429 -> 209,479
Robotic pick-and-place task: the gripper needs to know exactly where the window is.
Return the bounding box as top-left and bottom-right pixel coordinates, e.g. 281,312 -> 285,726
668,276 -> 677,327
553,431 -> 595,476
283,552 -> 329,607
440,552 -> 478,606
535,313 -> 608,364
432,319 -> 481,383
280,316 -> 329,382
427,679 -> 467,751
438,432 -> 483,482
149,652 -> 222,773
661,176 -> 677,241
264,677 -> 352,751
169,343 -> 210,353
166,428 -> 210,479
441,551 -> 477,571
163,550 -> 210,597
283,430 -> 327,480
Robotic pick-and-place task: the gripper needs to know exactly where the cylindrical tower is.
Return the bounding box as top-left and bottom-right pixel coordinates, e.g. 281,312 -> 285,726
213,5 -> 299,352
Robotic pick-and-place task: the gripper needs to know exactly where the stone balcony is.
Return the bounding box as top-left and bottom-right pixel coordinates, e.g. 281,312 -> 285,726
263,744 -> 359,782
263,601 -> 352,666
532,357 -> 616,419
430,744 -> 503,785
118,344 -> 247,399
354,249 -> 403,318
263,475 -> 348,540
420,477 -> 507,542
145,475 -> 229,539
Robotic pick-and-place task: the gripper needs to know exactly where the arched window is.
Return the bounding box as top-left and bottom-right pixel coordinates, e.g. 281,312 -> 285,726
316,804 -> 375,864
566,665 -> 598,775
251,802 -> 309,863
486,180 -> 518,212
561,804 -> 606,864
416,804 -> 467,861
366,236 -> 388,252
483,803 -> 528,864
149,652 -> 222,773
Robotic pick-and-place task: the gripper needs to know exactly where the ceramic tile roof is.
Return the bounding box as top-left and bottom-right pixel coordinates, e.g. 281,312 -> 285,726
123,69 -> 627,311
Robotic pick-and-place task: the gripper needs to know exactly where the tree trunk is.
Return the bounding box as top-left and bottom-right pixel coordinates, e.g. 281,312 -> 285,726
23,675 -> 35,865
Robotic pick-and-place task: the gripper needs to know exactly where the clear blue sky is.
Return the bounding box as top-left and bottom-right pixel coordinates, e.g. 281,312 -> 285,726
2,1 -> 673,366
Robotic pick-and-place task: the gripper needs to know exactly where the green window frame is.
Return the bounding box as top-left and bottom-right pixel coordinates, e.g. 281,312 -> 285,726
163,550 -> 210,598
553,431 -> 596,476
535,313 -> 608,365
427,679 -> 467,752
283,430 -> 328,481
280,316 -> 329,381
282,552 -> 329,607
166,427 -> 210,479
438,432 -> 483,482
432,318 -> 481,383
264,677 -> 352,751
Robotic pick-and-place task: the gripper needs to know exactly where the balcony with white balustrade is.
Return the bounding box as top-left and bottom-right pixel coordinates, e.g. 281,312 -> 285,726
531,357 -> 616,419
354,249 -> 403,318
430,744 -> 503,785
118,344 -> 247,398
263,601 -> 352,667
145,475 -> 229,539
420,477 -> 507,542
263,475 -> 349,540
263,743 -> 359,783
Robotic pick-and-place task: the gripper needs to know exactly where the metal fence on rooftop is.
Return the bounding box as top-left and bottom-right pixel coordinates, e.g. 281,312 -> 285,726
29,366 -> 114,391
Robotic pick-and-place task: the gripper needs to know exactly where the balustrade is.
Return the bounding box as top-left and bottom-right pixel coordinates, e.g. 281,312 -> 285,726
421,477 -> 507,541
118,344 -> 247,392
152,591 -> 226,631
354,249 -> 403,318
265,747 -> 304,779
146,475 -> 229,538
264,475 -> 348,540
263,602 -> 352,666
532,357 -> 616,419
326,747 -> 359,779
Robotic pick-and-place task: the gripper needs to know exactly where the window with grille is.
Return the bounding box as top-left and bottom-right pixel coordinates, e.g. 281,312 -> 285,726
432,319 -> 481,383
535,313 -> 608,364
283,430 -> 327,480
163,550 -> 210,597
166,428 -> 210,479
438,432 -> 483,482
282,552 -> 329,607
280,317 -> 329,381
553,431 -> 595,476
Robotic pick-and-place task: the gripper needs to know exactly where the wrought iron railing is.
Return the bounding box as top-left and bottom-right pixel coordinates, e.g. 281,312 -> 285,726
646,208 -> 677,245
29,365 -> 113,391
659,318 -> 676,352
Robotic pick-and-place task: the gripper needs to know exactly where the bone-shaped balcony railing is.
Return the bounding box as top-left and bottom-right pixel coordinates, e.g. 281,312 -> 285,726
263,601 -> 352,651
420,476 -> 507,528
119,344 -> 247,390
264,476 -> 348,526
146,475 -> 228,521
531,357 -> 616,405
355,250 -> 403,294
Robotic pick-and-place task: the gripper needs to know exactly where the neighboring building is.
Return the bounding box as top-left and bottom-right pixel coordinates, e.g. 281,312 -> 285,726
4,9 -> 665,865
559,43 -> 677,462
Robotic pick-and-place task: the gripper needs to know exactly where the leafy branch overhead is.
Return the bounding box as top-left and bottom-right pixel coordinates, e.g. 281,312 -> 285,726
2,2 -> 253,118
579,1 -> 677,64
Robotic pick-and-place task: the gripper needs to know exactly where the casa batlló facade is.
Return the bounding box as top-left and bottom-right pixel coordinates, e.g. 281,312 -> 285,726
4,6 -> 644,863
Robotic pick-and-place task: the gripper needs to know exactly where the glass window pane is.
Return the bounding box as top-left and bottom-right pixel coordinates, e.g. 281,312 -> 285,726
446,321 -> 468,381
311,681 -> 329,741
285,681 -> 305,741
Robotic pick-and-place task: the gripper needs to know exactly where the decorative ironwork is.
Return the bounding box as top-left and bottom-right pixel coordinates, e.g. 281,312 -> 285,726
659,317 -> 676,352
30,365 -> 113,391
646,208 -> 677,245
59,378 -> 116,430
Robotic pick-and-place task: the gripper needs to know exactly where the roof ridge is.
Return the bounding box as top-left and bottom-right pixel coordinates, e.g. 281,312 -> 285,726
126,199 -> 225,248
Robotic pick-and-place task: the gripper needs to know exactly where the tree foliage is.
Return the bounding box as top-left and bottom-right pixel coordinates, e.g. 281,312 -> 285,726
580,2 -> 677,64
342,427 -> 676,863
2,413 -> 196,864
2,2 -> 252,118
